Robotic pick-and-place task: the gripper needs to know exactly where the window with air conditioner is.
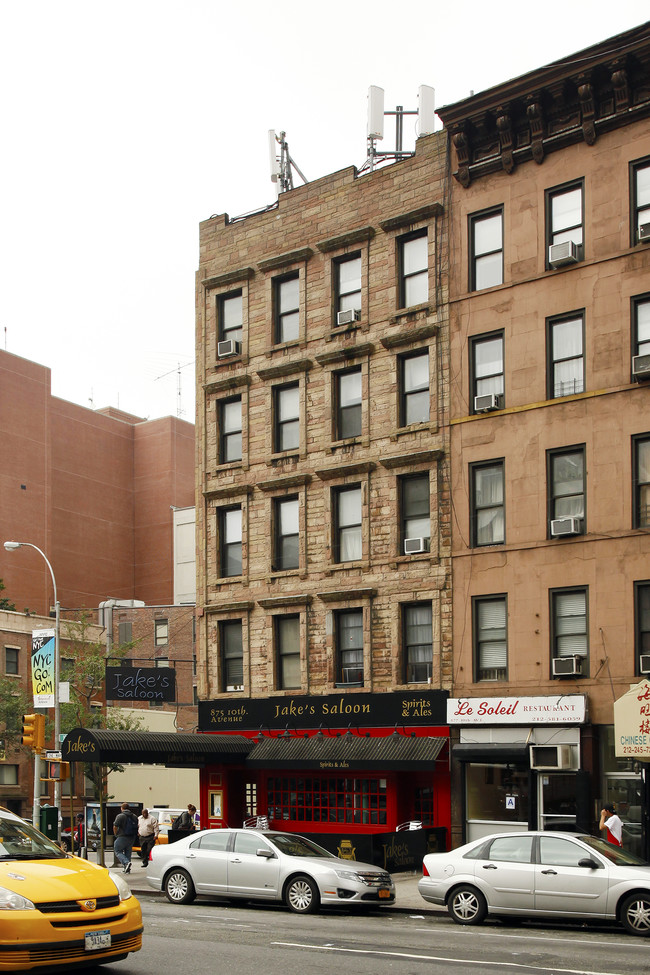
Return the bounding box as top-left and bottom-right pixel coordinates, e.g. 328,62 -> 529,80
400,473 -> 430,556
473,595 -> 507,682
334,253 -> 361,326
548,447 -> 585,538
530,744 -> 576,769
547,313 -> 584,398
218,290 -> 243,354
632,295 -> 650,381
630,158 -> 650,246
335,609 -> 363,686
220,619 -> 243,693
470,332 -> 504,414
469,208 -> 503,291
635,582 -> 650,676
546,181 -> 584,269
470,460 -> 505,547
551,588 -> 588,678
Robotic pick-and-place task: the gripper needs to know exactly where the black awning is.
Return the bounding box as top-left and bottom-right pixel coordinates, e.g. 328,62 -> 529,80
246,731 -> 448,770
62,728 -> 253,767
453,742 -> 529,763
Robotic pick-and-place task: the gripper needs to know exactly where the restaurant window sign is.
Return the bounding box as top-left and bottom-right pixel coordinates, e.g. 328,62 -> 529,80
447,695 -> 586,725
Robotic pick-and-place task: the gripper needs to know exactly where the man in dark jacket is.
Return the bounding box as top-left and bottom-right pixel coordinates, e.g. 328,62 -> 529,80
113,802 -> 138,872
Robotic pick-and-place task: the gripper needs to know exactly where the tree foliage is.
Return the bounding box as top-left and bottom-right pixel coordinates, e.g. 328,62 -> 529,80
0,676 -> 33,749
0,577 -> 16,612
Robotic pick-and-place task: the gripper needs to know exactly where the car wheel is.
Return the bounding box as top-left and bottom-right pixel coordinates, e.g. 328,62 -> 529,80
620,892 -> 650,936
447,885 -> 487,926
60,838 -> 70,853
285,874 -> 320,914
164,869 -> 196,904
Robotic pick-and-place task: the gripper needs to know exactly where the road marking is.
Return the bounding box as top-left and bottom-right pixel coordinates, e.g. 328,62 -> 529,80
272,940 -> 622,975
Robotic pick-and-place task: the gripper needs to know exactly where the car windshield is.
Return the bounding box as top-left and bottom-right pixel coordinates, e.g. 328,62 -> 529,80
578,834 -> 649,866
269,833 -> 335,859
0,817 -> 66,860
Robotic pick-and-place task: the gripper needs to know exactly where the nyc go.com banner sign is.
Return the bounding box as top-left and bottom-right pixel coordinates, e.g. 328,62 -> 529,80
31,629 -> 55,708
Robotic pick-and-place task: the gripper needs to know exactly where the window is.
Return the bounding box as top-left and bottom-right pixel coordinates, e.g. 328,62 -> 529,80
551,588 -> 588,665
404,603 -> 432,683
547,182 -> 583,262
470,332 -> 504,410
548,447 -> 585,534
274,274 -> 299,343
470,461 -> 505,547
155,657 -> 170,668
335,254 -> 361,321
0,765 -> 18,786
220,507 -> 242,577
548,314 -> 584,398
470,209 -> 503,290
336,609 -> 363,685
635,582 -> 650,673
219,397 -> 242,463
154,619 -> 168,646
633,435 -> 650,528
633,295 -> 650,360
335,367 -> 362,440
400,351 -> 429,426
276,614 -> 300,690
273,383 -> 299,453
474,596 -> 507,681
273,496 -> 299,571
399,231 -> 428,307
5,647 -> 19,675
631,159 -> 650,243
400,473 -> 430,552
218,291 -> 243,345
117,621 -> 132,645
334,486 -> 362,563
220,619 -> 243,691
267,774 -> 386,825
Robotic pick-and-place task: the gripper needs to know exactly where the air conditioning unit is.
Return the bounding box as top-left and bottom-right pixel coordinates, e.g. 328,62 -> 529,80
217,339 -> 242,358
552,656 -> 583,677
340,667 -> 363,685
474,393 -> 502,413
640,655 -> 650,674
632,354 -> 650,380
336,308 -> 361,327
550,517 -> 581,537
548,240 -> 579,267
638,223 -> 650,243
530,744 -> 577,770
404,536 -> 430,555
226,684 -> 244,692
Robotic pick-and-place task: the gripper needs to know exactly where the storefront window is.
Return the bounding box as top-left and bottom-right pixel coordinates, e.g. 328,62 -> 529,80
601,726 -> 643,858
466,764 -> 529,827
266,775 -> 387,826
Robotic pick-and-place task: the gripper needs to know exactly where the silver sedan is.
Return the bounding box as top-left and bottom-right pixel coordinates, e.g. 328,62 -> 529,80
147,828 -> 395,914
419,831 -> 650,936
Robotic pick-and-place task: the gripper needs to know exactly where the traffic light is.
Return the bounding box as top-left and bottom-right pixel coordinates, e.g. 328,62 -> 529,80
21,713 -> 45,751
45,760 -> 69,781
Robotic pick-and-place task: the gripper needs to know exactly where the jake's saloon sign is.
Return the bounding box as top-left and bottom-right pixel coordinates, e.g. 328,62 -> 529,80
105,665 -> 176,703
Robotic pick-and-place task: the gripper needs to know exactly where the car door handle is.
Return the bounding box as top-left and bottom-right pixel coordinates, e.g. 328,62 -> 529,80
186,853 -> 196,859
482,864 -> 497,869
230,857 -> 242,863
541,869 -> 557,875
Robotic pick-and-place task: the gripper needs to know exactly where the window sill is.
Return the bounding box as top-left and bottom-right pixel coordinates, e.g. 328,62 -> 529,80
267,451 -> 301,466
334,681 -> 364,689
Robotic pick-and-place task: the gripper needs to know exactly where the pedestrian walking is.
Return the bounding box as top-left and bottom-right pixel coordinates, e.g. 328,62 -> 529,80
113,802 -> 139,872
138,808 -> 160,866
599,803 -> 623,847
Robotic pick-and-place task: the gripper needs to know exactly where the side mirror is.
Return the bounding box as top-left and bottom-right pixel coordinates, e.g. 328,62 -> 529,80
257,848 -> 275,859
578,857 -> 600,869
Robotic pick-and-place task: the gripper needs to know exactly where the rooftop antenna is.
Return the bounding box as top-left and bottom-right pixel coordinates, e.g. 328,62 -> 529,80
155,360 -> 194,418
359,85 -> 436,174
268,129 -> 308,198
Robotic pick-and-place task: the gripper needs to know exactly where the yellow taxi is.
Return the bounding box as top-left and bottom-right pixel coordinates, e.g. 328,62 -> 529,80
0,806 -> 142,971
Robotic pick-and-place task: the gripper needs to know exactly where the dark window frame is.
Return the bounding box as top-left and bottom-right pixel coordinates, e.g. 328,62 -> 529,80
333,252 -> 362,322
219,395 -> 243,464
399,349 -> 430,427
333,484 -> 362,564
469,207 -> 504,291
403,602 -> 433,684
634,581 -> 650,675
632,293 -> 650,364
219,505 -> 243,578
218,289 -> 243,345
630,157 -> 650,245
274,272 -> 300,344
470,459 -> 505,548
4,646 -> 19,676
470,330 -> 504,412
220,618 -> 243,692
334,366 -> 362,441
547,445 -> 586,537
546,310 -> 585,399
273,495 -> 299,572
472,594 -> 508,682
273,382 -> 300,453
399,472 -> 430,551
398,229 -> 429,309
275,614 -> 301,690
545,179 -> 585,267
335,608 -> 364,686
550,586 -> 589,674
633,433 -> 650,529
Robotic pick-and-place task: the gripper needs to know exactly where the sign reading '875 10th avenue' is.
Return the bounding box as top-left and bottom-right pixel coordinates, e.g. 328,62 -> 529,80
614,679 -> 650,759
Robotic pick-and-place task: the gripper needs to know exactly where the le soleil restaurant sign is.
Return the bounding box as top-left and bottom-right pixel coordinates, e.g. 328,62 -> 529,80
447,694 -> 587,725
199,690 -> 449,733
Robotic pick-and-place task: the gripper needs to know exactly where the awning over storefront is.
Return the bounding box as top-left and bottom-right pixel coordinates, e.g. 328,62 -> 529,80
246,731 -> 448,770
453,742 -> 530,763
62,728 -> 254,768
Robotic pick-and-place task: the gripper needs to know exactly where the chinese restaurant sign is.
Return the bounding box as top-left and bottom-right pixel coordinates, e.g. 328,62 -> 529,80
31,629 -> 55,708
199,690 -> 449,732
614,679 -> 650,759
447,695 -> 586,725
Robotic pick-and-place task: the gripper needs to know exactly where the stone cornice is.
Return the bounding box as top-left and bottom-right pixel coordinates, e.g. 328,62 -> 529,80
379,202 -> 443,232
315,343 -> 374,367
317,588 -> 376,602
257,594 -> 313,609
381,322 -> 439,348
204,601 -> 255,614
316,226 -> 375,253
379,449 -> 444,469
201,267 -> 255,290
257,359 -> 313,381
204,374 -> 252,395
257,247 -> 314,273
256,473 -> 312,492
203,484 -> 255,501
315,461 -> 376,480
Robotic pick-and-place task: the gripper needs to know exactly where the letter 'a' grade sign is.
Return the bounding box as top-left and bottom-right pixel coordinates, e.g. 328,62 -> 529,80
105,665 -> 176,703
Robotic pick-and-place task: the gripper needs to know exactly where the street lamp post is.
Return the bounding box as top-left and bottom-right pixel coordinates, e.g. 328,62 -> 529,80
4,541 -> 61,835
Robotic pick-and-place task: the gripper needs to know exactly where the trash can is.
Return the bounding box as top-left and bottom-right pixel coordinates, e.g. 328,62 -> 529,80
39,806 -> 58,841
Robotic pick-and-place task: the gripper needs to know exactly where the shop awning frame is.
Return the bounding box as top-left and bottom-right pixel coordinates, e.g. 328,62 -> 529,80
246,731 -> 448,770
62,728 -> 254,768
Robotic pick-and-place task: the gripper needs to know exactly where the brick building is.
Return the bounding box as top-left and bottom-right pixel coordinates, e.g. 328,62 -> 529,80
438,21 -> 650,853
195,131 -> 453,842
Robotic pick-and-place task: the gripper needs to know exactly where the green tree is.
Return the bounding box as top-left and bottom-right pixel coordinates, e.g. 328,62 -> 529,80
59,613 -> 143,799
0,676 -> 33,749
0,578 -> 16,612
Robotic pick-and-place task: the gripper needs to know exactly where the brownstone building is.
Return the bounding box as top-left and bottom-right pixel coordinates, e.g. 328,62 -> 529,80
438,22 -> 650,852
195,131 -> 453,846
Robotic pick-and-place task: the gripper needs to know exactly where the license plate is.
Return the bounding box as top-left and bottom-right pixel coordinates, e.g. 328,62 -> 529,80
378,887 -> 390,899
85,929 -> 111,951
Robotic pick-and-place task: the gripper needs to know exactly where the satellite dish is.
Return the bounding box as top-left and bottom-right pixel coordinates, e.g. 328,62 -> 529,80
367,86 -> 385,140
417,85 -> 436,136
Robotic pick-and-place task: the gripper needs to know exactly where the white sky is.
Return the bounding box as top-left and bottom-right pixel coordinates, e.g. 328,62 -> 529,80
1,1 -> 648,422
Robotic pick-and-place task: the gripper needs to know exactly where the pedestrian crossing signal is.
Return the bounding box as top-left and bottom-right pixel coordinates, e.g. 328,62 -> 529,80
45,761 -> 69,781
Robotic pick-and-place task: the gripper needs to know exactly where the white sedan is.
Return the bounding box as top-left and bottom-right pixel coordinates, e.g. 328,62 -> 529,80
147,828 -> 394,914
418,831 -> 650,936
